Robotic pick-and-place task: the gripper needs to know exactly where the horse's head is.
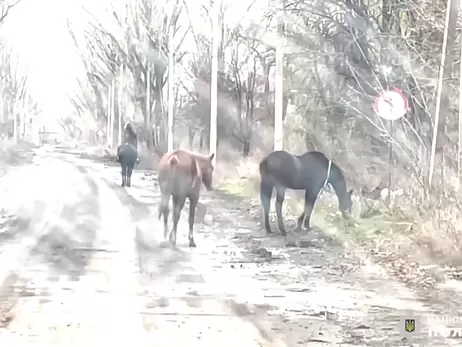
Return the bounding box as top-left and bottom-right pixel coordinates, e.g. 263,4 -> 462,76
339,189 -> 353,218
200,153 -> 215,191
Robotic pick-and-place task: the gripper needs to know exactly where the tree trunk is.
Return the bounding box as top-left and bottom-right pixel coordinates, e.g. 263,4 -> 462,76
242,139 -> 250,157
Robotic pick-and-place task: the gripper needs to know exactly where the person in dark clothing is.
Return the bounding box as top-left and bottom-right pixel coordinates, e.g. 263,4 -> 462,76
117,122 -> 139,164
123,122 -> 137,148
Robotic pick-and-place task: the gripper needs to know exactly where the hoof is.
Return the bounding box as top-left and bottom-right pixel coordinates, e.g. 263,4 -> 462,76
189,240 -> 197,248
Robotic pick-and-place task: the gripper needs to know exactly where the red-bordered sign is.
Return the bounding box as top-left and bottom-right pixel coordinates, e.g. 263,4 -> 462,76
374,88 -> 408,121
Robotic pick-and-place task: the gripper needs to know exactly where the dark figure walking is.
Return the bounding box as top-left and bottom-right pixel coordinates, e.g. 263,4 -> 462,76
157,149 -> 215,248
117,143 -> 137,187
123,123 -> 137,147
116,123 -> 139,187
259,150 -> 353,235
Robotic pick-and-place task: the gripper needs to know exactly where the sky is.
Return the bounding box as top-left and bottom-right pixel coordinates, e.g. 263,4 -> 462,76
2,0 -> 109,130
0,0 -> 270,131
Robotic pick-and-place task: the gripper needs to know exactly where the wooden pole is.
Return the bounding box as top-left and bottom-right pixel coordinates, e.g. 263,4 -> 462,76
118,67 -> 123,146
209,2 -> 218,166
167,24 -> 175,152
429,0 -> 452,187
109,79 -> 113,147
106,85 -> 111,147
111,79 -> 115,148
13,111 -> 17,144
273,0 -> 285,151
458,0 -> 462,182
146,64 -> 151,147
387,120 -> 393,206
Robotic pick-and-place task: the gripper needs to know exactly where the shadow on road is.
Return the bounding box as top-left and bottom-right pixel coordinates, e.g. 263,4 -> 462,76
0,202 -> 46,245
98,175 -> 191,283
29,175 -> 100,282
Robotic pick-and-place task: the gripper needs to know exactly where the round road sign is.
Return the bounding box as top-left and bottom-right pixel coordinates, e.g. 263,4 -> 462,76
374,88 -> 408,121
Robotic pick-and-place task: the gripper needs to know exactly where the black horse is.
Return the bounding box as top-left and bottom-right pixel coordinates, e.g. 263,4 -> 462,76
259,150 -> 353,235
117,142 -> 137,187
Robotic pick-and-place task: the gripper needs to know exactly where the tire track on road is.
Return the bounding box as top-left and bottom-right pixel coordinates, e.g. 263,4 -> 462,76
0,157 -> 69,330
86,163 -> 304,346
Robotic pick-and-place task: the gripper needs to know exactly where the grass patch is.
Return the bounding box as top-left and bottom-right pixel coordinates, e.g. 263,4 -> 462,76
217,174 -> 411,252
217,174 -> 398,242
216,169 -> 447,287
219,178 -> 259,200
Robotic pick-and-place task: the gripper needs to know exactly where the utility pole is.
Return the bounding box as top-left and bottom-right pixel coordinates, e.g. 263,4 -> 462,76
146,64 -> 151,147
167,23 -> 175,152
13,111 -> 17,144
19,107 -> 24,140
209,1 -> 219,167
459,0 -> 462,180
107,84 -> 112,147
273,0 -> 285,151
118,68 -> 123,146
119,3 -> 129,147
111,79 -> 116,148
429,0 -> 457,187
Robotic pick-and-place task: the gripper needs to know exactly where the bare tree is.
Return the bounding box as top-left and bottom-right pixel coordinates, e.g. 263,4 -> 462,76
68,0 -> 188,152
0,41 -> 35,141
0,0 -> 22,27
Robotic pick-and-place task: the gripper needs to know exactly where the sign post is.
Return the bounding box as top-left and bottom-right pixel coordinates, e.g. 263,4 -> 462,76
374,88 -> 408,206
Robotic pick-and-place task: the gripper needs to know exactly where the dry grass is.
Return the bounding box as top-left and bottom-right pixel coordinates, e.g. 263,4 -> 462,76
215,150 -> 462,287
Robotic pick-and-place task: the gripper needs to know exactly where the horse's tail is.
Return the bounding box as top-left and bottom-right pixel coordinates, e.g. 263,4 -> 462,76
169,154 -> 179,166
259,157 -> 268,179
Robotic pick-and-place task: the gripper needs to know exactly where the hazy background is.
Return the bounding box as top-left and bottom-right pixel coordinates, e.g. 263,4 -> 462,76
1,0 -> 109,130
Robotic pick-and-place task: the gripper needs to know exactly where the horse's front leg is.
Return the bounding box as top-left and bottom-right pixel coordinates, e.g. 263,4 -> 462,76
188,196 -> 198,247
301,190 -> 316,230
275,187 -> 287,236
296,212 -> 305,232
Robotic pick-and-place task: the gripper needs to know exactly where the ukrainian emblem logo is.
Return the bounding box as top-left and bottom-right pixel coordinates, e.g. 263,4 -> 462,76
405,319 -> 416,333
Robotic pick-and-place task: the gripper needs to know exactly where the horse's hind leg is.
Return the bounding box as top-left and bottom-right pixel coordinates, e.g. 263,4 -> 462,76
121,164 -> 127,187
275,186 -> 287,236
170,195 -> 186,248
158,193 -> 170,248
126,165 -> 134,187
260,179 -> 273,234
296,212 -> 306,232
187,196 -> 198,247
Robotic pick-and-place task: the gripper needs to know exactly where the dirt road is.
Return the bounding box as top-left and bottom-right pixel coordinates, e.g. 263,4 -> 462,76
0,146 -> 458,346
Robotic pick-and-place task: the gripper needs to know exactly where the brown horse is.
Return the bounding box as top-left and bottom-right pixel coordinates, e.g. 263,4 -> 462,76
157,149 -> 215,248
